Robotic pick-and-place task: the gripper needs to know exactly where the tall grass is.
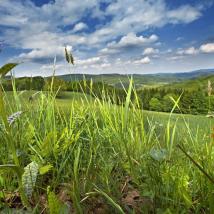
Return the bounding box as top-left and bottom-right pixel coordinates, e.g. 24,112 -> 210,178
1,73 -> 214,213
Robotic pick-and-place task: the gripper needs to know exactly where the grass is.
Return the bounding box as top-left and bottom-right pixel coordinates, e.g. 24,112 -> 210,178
1,88 -> 214,213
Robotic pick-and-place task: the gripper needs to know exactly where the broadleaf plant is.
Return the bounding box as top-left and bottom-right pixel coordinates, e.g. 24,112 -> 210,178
22,161 -> 39,198
0,52 -> 32,208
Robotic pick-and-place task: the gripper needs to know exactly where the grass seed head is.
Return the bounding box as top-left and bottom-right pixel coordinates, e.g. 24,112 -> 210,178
208,80 -> 212,96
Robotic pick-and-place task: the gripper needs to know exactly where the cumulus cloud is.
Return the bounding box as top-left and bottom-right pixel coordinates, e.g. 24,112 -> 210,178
16,45 -> 73,63
100,63 -> 111,68
0,1 -> 203,58
167,46 -> 199,62
175,43 -> 214,57
87,0 -> 203,46
134,56 -> 151,64
117,33 -> 158,47
167,55 -> 184,61
0,0 -> 210,75
200,43 -> 214,53
76,57 -> 102,66
117,33 -> 158,48
167,43 -> 214,62
72,22 -> 88,32
166,5 -> 201,24
176,37 -> 184,41
143,47 -> 159,55
177,47 -> 199,55
100,33 -> 158,55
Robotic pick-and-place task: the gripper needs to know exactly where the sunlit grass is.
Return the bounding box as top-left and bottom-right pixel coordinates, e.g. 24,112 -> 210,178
1,87 -> 214,213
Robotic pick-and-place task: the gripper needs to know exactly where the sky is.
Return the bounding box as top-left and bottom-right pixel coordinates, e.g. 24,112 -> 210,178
0,0 -> 214,76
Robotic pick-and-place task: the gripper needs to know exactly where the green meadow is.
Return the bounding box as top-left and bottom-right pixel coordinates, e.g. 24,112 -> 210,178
1,1 -> 214,212
1,87 -> 214,213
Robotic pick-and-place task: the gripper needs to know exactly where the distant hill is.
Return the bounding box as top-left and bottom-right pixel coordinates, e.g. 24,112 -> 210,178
161,74 -> 214,91
56,68 -> 214,88
5,68 -> 214,89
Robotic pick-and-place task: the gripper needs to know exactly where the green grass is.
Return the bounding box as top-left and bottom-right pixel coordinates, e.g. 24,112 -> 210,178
57,92 -> 214,144
1,89 -> 214,213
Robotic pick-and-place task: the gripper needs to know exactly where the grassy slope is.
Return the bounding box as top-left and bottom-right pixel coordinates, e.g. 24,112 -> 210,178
6,90 -> 212,137
5,90 -> 212,143
55,92 -> 213,145
1,90 -> 214,213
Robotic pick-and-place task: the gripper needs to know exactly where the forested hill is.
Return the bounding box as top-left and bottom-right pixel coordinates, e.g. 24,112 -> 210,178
4,68 -> 214,89
160,74 -> 214,91
56,68 -> 214,88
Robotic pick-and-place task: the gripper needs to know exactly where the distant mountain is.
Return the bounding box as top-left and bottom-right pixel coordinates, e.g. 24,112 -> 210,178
56,68 -> 214,88
163,69 -> 214,79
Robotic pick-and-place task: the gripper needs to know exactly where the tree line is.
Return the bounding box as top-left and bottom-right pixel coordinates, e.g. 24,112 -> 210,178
2,76 -> 213,115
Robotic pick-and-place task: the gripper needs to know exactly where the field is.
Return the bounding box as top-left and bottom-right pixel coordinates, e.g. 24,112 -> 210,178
1,89 -> 214,213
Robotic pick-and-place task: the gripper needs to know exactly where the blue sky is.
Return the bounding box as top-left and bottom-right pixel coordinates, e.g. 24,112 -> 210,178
0,0 -> 214,76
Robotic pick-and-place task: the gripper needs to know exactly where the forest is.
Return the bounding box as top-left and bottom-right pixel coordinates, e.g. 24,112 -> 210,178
2,76 -> 213,115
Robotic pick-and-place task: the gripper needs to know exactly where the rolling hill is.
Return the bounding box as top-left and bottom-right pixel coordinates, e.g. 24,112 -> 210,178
56,68 -> 214,88
160,74 -> 214,91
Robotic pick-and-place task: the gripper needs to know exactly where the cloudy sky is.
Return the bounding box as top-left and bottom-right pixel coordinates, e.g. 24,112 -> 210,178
0,0 -> 214,76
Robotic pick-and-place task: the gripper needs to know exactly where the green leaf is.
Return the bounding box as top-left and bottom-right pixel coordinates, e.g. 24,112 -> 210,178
0,63 -> 19,78
48,190 -> 61,214
48,190 -> 69,214
150,148 -> 168,162
65,47 -> 74,65
22,161 -> 39,198
39,164 -> 53,175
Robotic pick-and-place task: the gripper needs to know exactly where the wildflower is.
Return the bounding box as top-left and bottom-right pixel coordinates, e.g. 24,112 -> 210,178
7,111 -> 23,126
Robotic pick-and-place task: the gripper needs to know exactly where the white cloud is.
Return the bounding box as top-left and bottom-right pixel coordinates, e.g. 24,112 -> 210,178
72,22 -> 88,32
134,56 -> 151,64
17,45 -> 73,62
143,47 -> 159,55
167,55 -> 184,61
0,0 -> 210,75
87,0 -> 202,46
100,33 -> 158,55
76,57 -> 102,66
167,5 -> 201,24
176,37 -> 184,42
200,43 -> 214,53
117,33 -> 158,47
167,43 -> 214,62
100,63 -> 111,68
177,47 -> 199,55
0,1 -> 203,57
41,63 -> 65,71
18,47 -> 60,61
175,43 -> 214,56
